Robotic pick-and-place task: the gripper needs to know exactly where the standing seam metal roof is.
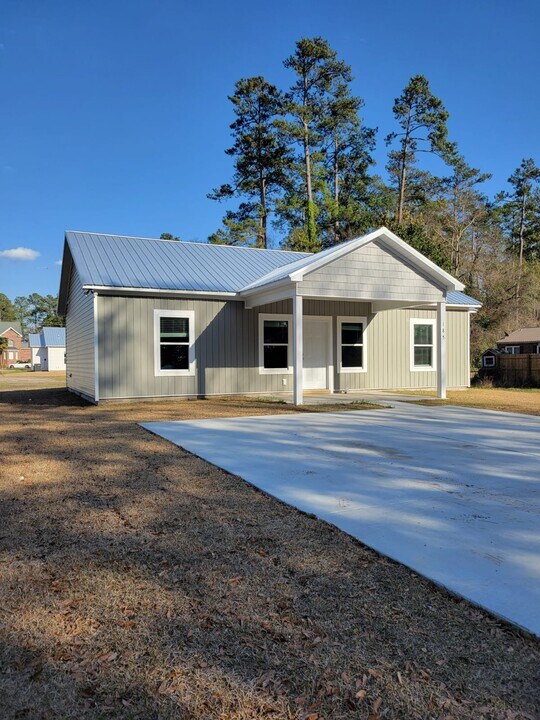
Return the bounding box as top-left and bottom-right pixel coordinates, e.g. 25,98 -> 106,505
65,232 -> 310,293
29,327 -> 66,347
63,231 -> 480,307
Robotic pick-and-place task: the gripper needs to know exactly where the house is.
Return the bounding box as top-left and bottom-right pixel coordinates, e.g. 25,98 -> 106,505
57,227 -> 481,405
0,321 -> 31,366
28,327 -> 66,371
496,328 -> 540,355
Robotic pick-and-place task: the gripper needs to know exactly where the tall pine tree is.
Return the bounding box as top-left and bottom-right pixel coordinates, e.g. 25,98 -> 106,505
319,80 -> 376,245
386,75 -> 457,225
208,77 -> 290,248
277,37 -> 352,251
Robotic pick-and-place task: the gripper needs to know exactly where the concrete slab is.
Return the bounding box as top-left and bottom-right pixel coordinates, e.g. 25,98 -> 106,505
142,403 -> 540,635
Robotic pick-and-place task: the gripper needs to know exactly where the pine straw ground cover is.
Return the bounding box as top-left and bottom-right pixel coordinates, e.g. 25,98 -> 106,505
0,379 -> 538,719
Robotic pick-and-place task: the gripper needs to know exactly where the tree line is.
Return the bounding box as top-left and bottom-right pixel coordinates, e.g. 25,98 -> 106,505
0,293 -> 64,337
208,37 -> 540,362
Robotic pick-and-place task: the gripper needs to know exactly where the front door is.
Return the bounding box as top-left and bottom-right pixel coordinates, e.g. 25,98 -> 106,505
303,317 -> 329,390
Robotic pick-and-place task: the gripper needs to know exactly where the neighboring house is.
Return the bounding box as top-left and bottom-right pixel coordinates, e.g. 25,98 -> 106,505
29,327 -> 66,371
496,328 -> 540,355
0,321 -> 30,365
57,227 -> 481,405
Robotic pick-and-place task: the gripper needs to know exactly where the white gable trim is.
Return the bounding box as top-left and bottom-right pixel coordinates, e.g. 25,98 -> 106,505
289,228 -> 463,291
0,326 -> 22,337
240,227 -> 464,297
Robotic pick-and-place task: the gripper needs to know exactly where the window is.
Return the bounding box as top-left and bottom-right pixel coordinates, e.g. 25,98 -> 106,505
505,345 -> 520,355
483,355 -> 495,367
154,310 -> 195,376
537,344 -> 540,355
338,317 -> 366,372
259,314 -> 292,374
8,339 -> 14,347
411,319 -> 436,371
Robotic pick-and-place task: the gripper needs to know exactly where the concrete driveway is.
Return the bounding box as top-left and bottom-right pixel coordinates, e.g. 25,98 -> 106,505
142,403 -> 540,635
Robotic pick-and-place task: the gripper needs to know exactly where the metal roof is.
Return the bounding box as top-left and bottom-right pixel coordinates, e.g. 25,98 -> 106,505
64,231 -> 309,293
60,231 -> 480,308
29,327 -> 66,347
447,291 -> 481,307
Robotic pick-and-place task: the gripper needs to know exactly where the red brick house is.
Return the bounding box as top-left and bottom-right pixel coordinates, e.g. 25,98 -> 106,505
0,321 -> 31,366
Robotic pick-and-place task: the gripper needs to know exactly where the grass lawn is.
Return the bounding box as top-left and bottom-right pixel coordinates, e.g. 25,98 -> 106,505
400,386 -> 540,416
0,373 -> 538,719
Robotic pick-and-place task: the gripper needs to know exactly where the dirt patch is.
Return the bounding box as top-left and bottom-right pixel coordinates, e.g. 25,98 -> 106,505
0,376 -> 538,719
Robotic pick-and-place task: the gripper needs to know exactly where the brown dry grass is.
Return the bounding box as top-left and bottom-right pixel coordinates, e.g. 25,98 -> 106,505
0,373 -> 538,720
397,387 -> 540,416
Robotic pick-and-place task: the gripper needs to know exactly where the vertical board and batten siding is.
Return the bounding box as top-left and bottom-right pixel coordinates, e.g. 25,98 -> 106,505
65,266 -> 95,399
299,240 -> 444,303
336,307 -> 469,391
96,294 -> 469,400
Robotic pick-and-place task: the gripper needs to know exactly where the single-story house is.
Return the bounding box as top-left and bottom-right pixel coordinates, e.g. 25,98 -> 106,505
0,321 -> 31,366
57,227 -> 481,405
495,328 -> 540,355
29,327 -> 66,371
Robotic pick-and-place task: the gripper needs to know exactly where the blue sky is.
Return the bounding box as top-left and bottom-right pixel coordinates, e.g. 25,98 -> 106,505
1,0 -> 539,300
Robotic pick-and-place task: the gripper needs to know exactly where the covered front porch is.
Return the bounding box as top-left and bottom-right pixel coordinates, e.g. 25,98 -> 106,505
240,228 -> 461,405
251,293 -> 449,405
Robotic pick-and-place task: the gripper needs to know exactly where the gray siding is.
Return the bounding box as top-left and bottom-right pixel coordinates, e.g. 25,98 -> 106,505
66,266 -> 95,400
300,240 -> 444,302
96,295 -> 469,400
336,307 -> 469,391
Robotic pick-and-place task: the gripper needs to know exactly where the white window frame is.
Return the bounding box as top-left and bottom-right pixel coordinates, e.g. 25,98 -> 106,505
337,316 -> 367,373
505,345 -> 520,354
483,355 -> 495,367
153,309 -> 195,377
536,344 -> 540,355
410,319 -> 437,372
258,313 -> 293,375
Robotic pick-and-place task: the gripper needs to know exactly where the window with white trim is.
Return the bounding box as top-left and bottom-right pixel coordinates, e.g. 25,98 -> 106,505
259,314 -> 292,374
411,320 -> 436,371
483,355 -> 495,367
338,317 -> 366,372
504,345 -> 521,354
536,344 -> 540,355
154,310 -> 195,376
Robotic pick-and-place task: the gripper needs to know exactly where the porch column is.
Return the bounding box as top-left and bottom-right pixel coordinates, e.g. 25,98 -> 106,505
437,300 -> 447,399
293,292 -> 303,405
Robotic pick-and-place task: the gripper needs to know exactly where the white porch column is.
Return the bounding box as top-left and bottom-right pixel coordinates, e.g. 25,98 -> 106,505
437,300 -> 447,399
293,292 -> 303,405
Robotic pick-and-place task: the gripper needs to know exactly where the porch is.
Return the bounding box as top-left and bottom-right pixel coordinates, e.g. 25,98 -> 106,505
240,228 -> 462,405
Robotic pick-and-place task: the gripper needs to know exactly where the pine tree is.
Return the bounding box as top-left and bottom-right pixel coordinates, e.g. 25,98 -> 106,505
278,37 -> 352,251
319,80 -> 376,245
208,77 -> 290,248
496,158 -> 540,266
386,75 -> 457,224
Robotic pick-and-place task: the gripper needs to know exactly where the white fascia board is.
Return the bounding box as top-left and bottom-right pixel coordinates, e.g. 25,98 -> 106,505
243,284 -> 296,309
83,285 -> 239,300
289,227 -> 465,292
239,277 -> 295,298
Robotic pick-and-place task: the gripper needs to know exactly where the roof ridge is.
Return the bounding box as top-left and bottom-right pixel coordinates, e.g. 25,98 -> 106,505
65,231 -> 310,256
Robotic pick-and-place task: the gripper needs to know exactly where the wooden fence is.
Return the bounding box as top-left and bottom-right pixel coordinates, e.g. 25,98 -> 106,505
493,354 -> 540,387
